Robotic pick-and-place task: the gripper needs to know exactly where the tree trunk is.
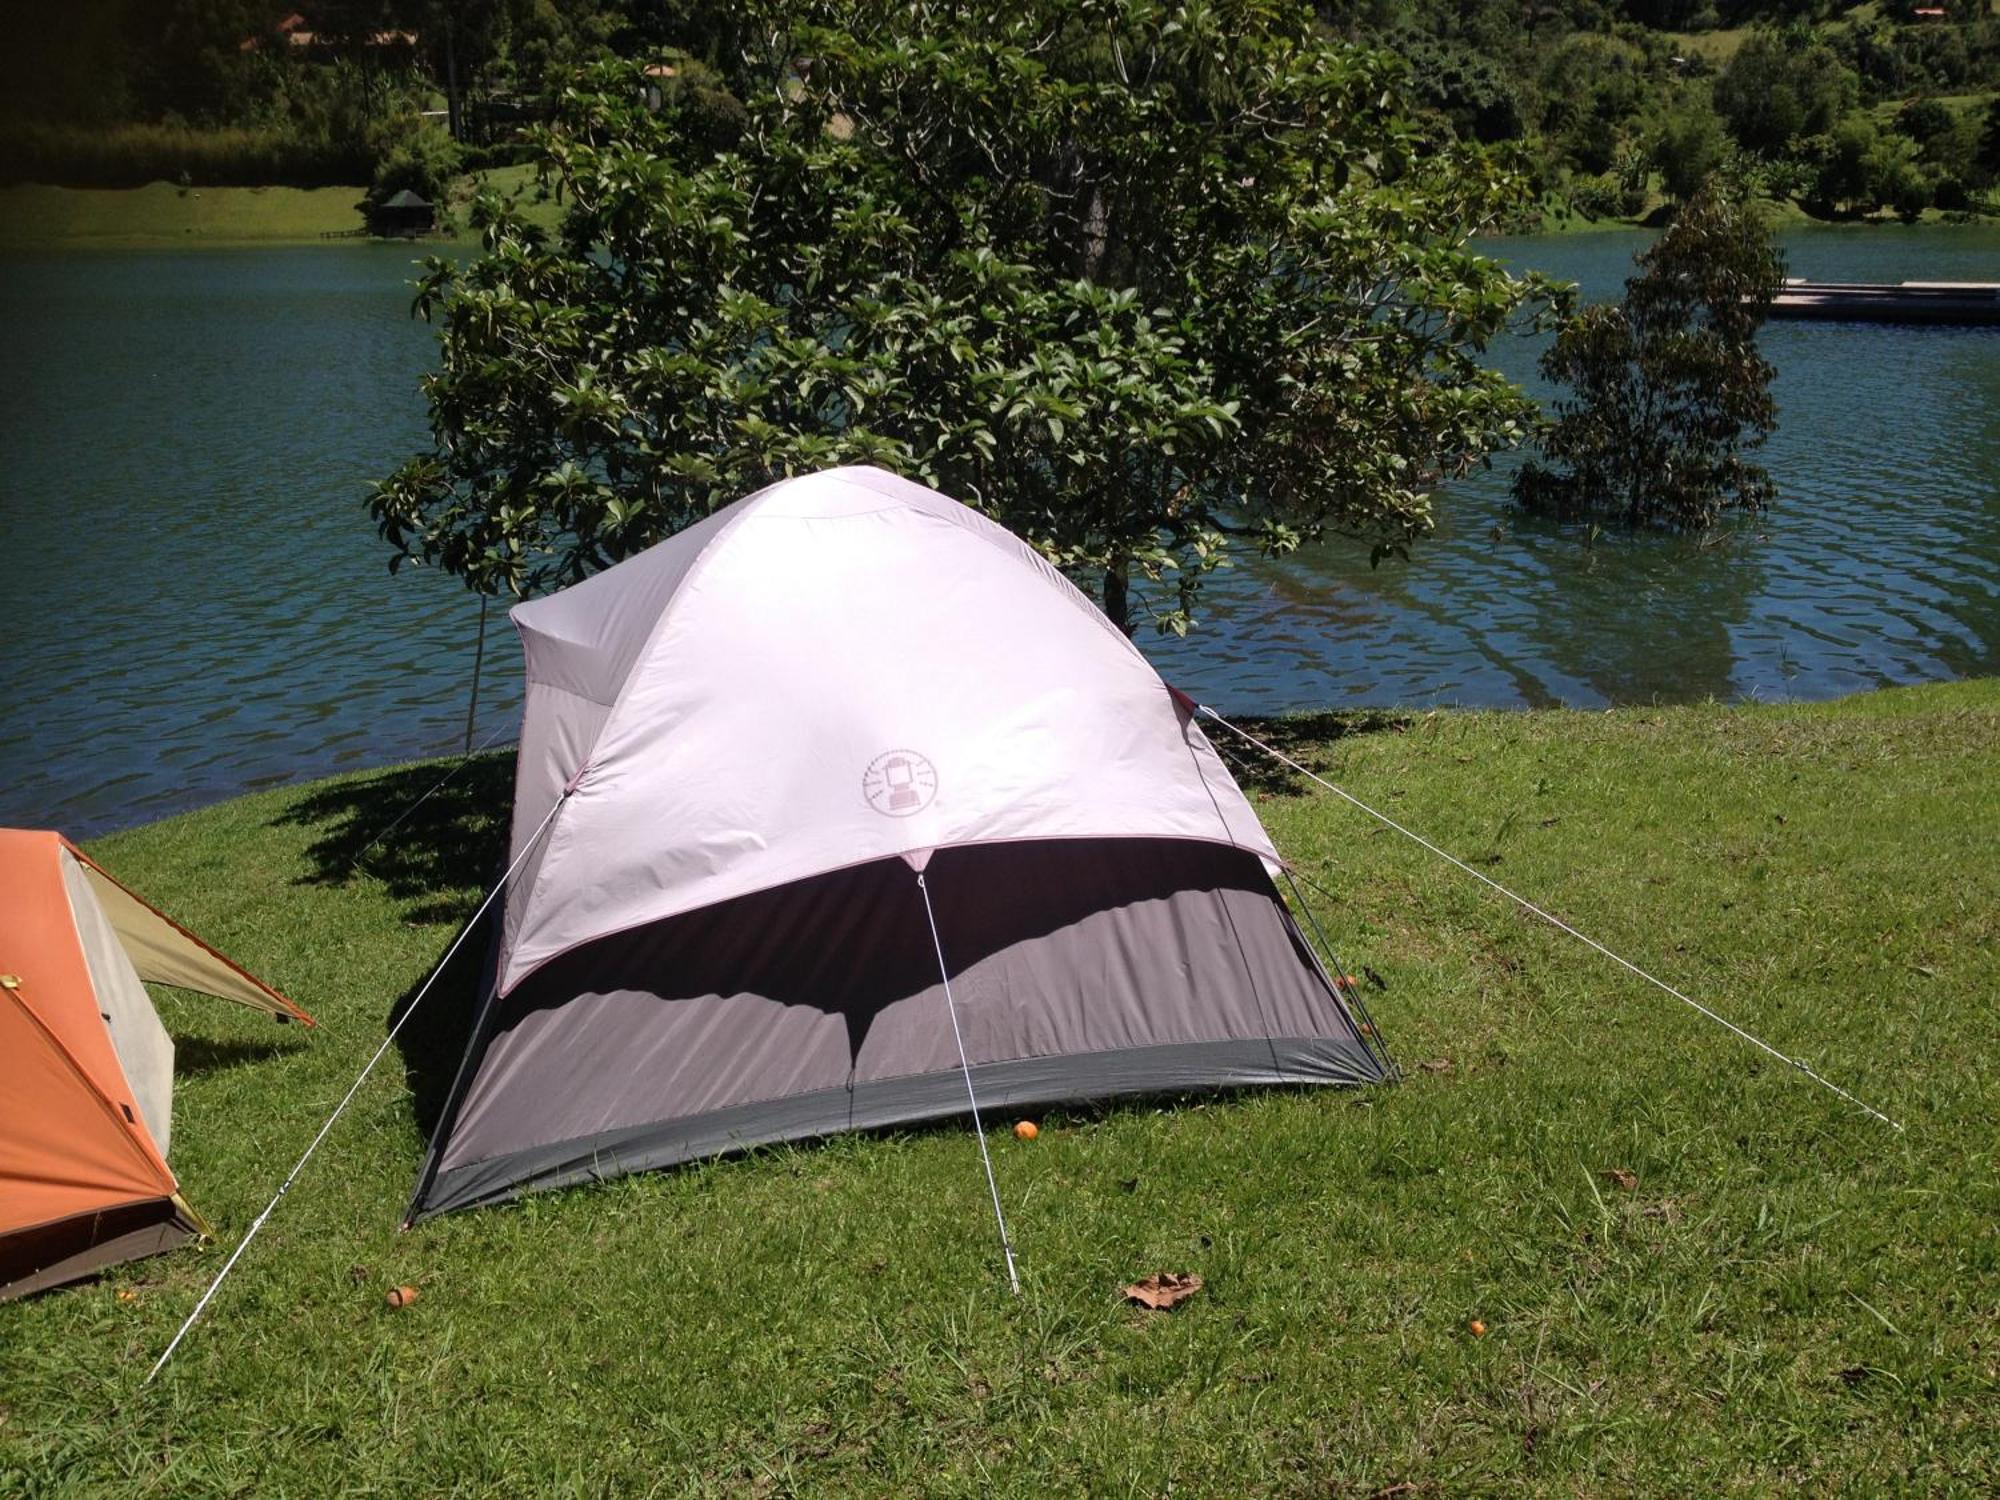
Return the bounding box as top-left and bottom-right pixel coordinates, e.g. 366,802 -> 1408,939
1102,561 -> 1132,635
1080,184 -> 1110,282
445,17 -> 462,143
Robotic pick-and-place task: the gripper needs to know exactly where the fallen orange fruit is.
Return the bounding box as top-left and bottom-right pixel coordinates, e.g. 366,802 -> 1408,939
386,1285 -> 420,1309
1469,1318 -> 1488,1337
1014,1120 -> 1039,1141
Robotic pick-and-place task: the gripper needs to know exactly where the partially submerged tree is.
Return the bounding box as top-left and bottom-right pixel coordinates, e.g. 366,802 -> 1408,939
371,0 -> 1557,633
1512,179 -> 1784,532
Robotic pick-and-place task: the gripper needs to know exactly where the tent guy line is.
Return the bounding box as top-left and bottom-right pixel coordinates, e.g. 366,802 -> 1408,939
144,792 -> 571,1384
344,719 -> 518,878
1276,865 -> 1398,1079
916,868 -> 1022,1296
1193,704 -> 1903,1132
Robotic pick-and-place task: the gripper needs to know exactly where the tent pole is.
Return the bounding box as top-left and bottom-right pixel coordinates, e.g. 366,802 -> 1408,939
1196,703 -> 1902,1132
914,869 -> 1022,1296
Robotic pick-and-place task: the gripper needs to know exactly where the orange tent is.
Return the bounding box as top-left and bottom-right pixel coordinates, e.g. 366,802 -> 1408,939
1,829 -> 312,1300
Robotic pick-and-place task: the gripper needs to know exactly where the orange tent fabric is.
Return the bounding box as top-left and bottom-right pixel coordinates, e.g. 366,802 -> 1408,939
1,829 -> 310,1299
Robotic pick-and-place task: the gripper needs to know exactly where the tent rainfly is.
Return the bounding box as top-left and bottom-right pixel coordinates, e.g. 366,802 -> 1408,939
408,465 -> 1390,1223
1,830 -> 312,1300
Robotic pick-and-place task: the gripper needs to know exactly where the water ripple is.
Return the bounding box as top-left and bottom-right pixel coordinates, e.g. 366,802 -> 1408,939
1,229 -> 1996,835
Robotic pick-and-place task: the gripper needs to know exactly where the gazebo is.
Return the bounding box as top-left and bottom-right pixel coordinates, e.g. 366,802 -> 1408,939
368,189 -> 435,237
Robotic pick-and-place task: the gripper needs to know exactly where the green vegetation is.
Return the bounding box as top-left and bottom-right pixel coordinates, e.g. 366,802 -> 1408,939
371,3 -> 1557,635
5,2 -> 1996,233
0,165 -> 553,251
0,181 -> 371,249
1319,0 -> 2000,225
1516,181 -> 1784,528
2,682 -> 1994,1492
0,1 -> 623,187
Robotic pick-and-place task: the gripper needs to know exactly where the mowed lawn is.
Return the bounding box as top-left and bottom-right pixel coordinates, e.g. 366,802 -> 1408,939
2,682 -> 1995,1494
0,166 -> 556,252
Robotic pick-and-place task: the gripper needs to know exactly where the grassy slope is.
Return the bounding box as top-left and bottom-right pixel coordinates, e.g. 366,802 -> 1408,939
1,683 -> 1995,1494
0,166 -> 553,251
0,182 -> 370,250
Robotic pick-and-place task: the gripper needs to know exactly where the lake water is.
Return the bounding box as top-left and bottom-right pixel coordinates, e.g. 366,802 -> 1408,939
2,227 -> 1996,835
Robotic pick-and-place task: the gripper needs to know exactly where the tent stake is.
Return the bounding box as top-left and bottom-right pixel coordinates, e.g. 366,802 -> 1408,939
915,870 -> 1022,1295
1196,704 -> 1901,1132
145,794 -> 571,1383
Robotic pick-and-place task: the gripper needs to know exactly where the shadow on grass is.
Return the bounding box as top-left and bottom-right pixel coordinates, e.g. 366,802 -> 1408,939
271,753 -> 516,1147
173,1034 -> 304,1078
1211,710 -> 1414,797
273,750 -> 515,924
388,902 -> 497,1143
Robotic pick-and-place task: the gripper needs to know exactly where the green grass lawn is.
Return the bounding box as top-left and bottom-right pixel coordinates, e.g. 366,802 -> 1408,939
2,683 -> 1995,1493
0,182 -> 373,250
0,166 -> 556,252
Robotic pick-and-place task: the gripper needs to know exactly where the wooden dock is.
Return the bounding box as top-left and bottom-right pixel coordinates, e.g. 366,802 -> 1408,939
1767,279 -> 2000,327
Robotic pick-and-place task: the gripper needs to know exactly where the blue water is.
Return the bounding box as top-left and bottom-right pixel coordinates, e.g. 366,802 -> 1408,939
1,227 -> 1996,835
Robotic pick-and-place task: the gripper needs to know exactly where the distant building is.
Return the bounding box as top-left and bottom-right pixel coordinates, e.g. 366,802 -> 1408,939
642,61 -> 679,112
241,13 -> 419,53
368,190 -> 435,238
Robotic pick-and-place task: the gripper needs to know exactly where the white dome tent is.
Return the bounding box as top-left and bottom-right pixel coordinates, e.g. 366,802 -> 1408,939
406,465 -> 1390,1225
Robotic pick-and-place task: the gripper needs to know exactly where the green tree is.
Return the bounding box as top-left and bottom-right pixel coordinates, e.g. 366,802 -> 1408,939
1654,104 -> 1726,200
1513,179 -> 1784,531
1894,96 -> 1954,148
365,113 -> 461,205
1865,134 -> 1930,222
370,0 -> 1556,634
1713,32 -> 1851,158
1980,97 -> 2000,180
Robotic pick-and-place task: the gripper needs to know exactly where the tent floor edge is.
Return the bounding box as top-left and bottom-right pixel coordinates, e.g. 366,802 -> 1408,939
0,1196 -> 200,1302
410,1033 -> 1386,1219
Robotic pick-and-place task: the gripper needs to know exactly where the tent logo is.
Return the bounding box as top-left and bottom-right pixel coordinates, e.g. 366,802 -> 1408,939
862,750 -> 938,817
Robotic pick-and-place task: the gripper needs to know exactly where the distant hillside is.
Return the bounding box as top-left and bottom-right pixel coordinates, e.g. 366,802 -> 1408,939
3,1 -> 1995,224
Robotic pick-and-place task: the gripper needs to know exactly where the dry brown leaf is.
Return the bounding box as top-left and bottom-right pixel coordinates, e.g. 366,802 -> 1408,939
1602,1169 -> 1638,1191
1124,1271 -> 1203,1310
1417,1058 -> 1455,1074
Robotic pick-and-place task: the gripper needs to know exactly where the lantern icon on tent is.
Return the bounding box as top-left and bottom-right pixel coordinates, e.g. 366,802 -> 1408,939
862,749 -> 937,817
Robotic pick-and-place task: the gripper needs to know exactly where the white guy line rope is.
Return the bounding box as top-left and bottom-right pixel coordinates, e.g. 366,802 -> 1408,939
347,719 -> 517,876
916,870 -> 1022,1295
1197,705 -> 1901,1132
146,795 -> 570,1383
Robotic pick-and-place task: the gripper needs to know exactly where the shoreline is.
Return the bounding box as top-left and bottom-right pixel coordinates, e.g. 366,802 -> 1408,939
5,176 -> 1992,253
69,677 -> 1991,843
0,169 -> 550,252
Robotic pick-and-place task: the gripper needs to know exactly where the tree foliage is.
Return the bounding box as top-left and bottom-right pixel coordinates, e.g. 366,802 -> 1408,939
1655,104 -> 1728,200
1513,179 -> 1784,532
370,0 -> 1556,632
